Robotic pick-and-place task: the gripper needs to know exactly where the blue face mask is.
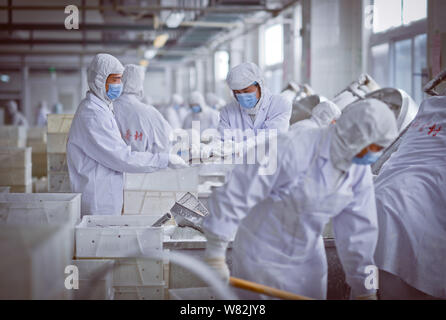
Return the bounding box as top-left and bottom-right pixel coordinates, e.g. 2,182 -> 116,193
191,105 -> 202,113
173,105 -> 180,111
236,91 -> 259,109
106,83 -> 123,100
352,151 -> 383,165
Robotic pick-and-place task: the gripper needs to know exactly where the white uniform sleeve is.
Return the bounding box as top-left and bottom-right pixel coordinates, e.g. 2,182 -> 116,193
262,96 -> 292,134
202,137 -> 295,241
77,114 -> 169,173
332,166 -> 378,297
217,107 -> 231,137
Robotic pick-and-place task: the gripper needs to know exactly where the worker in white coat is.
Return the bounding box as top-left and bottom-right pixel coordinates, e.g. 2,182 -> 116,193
7,100 -> 28,127
206,92 -> 225,111
203,62 -> 291,159
374,95 -> 446,299
114,64 -> 172,153
290,101 -> 341,132
67,54 -> 187,216
36,101 -> 50,127
182,91 -> 219,133
202,99 -> 398,300
219,62 -> 291,136
164,93 -> 188,129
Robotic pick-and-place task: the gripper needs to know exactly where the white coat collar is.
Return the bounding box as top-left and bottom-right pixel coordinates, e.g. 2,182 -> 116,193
238,88 -> 273,129
87,91 -> 112,113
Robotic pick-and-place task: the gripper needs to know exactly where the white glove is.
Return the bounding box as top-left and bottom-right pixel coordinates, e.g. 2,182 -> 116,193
204,232 -> 230,283
168,154 -> 189,169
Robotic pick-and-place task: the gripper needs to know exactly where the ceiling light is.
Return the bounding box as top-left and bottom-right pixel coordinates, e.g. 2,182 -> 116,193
153,33 -> 169,48
165,11 -> 185,28
0,74 -> 10,83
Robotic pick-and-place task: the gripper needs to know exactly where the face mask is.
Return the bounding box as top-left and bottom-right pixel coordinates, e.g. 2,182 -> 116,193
352,150 -> 383,165
106,83 -> 123,100
173,105 -> 180,111
236,91 -> 259,109
191,105 -> 202,113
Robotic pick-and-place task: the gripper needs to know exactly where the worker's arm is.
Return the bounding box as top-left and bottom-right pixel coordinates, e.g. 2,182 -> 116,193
332,166 -> 378,298
262,95 -> 292,134
202,135 -> 296,242
76,114 -> 169,173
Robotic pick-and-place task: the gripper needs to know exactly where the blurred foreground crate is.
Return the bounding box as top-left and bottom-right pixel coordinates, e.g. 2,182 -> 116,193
0,126 -> 27,148
0,224 -> 73,299
0,147 -> 32,193
71,259 -> 115,300
27,127 -> 47,178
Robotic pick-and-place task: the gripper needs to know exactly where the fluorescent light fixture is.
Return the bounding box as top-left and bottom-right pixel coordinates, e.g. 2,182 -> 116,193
165,11 -> 185,28
153,33 -> 169,48
0,74 -> 10,83
144,48 -> 158,60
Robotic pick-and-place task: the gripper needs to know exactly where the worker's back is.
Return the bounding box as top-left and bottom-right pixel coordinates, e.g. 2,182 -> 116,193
114,93 -> 172,153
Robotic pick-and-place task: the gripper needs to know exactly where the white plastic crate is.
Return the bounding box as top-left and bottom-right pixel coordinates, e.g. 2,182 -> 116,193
48,172 -> 71,193
10,184 -> 32,193
72,259 -> 115,300
0,223 -> 73,299
47,114 -> 73,133
0,126 -> 27,147
32,177 -> 48,193
0,165 -> 32,186
47,133 -> 68,153
47,153 -> 68,172
75,215 -> 163,258
27,127 -> 47,142
113,258 -> 164,286
0,147 -> 31,168
124,167 -> 199,192
123,190 -> 194,216
169,287 -> 218,300
0,193 -> 81,226
113,284 -> 165,300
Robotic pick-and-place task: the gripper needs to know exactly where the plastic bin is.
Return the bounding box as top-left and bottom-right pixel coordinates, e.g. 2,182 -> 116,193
0,147 -> 31,168
75,215 -> 163,258
113,258 -> 164,286
47,133 -> 68,153
168,287 -> 218,300
48,172 -> 71,193
123,190 -> 193,216
113,284 -> 165,300
0,126 -> 27,147
47,153 -> 68,172
72,259 -> 115,300
0,165 -> 32,186
124,167 -> 199,192
0,223 -> 73,299
47,114 -> 74,134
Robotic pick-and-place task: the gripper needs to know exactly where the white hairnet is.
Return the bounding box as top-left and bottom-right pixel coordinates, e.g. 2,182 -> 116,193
122,64 -> 145,98
226,62 -> 264,91
172,93 -> 183,105
189,91 -> 207,108
7,100 -> 18,114
311,101 -> 341,127
206,92 -> 219,106
87,53 -> 124,104
330,98 -> 398,172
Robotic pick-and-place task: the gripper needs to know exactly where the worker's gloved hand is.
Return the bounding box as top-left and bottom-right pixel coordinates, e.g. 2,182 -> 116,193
204,232 -> 230,283
210,141 -> 235,158
168,154 -> 189,169
355,293 -> 378,300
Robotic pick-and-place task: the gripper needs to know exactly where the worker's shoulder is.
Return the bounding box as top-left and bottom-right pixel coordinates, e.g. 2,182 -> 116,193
270,94 -> 292,111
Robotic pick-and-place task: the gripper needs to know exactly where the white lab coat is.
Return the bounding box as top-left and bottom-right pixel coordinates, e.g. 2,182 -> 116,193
290,118 -> 319,131
374,96 -> 446,299
218,88 -> 291,140
114,93 -> 172,153
182,106 -> 219,133
67,92 -> 169,216
203,127 -> 378,299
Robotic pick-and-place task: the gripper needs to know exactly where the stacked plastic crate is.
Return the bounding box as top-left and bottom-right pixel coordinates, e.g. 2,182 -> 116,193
0,193 -> 81,299
0,146 -> 32,193
27,127 -> 47,178
75,215 -> 165,300
47,114 -> 73,193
